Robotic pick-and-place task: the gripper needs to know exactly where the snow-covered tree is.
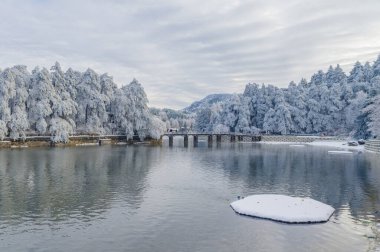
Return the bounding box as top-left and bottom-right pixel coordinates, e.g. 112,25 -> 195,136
76,68 -> 107,134
373,55 -> 380,77
50,62 -> 77,142
28,67 -> 59,134
9,66 -> 29,140
363,94 -> 380,137
345,91 -> 367,135
110,79 -> 150,139
0,69 -> 15,139
148,116 -> 166,139
123,79 -> 150,139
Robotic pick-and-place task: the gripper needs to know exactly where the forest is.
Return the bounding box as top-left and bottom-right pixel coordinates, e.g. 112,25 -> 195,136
0,63 -> 165,142
1,54 -> 380,143
191,55 -> 380,139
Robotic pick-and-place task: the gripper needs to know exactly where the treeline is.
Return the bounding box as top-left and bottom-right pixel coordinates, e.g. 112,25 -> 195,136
2,54 -> 380,143
0,63 -> 165,142
194,54 -> 380,139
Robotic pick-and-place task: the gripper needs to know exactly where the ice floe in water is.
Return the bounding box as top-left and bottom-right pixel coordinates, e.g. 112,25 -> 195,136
328,150 -> 353,154
289,144 -> 305,147
230,194 -> 335,224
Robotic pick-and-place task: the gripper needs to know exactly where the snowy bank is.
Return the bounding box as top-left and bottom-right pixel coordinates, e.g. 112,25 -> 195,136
307,141 -> 365,151
230,194 -> 335,224
328,150 -> 353,154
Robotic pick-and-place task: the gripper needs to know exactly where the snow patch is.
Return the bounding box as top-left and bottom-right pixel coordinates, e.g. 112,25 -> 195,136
75,143 -> 99,146
10,145 -> 28,148
328,150 -> 353,154
260,141 -> 304,145
230,194 -> 335,224
307,141 -> 365,151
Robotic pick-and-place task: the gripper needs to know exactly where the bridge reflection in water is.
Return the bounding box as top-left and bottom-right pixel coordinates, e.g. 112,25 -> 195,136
161,133 -> 261,147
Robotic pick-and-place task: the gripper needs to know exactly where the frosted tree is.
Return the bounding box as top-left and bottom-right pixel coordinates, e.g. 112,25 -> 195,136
349,62 -> 365,83
325,82 -> 345,133
111,88 -> 133,137
148,116 -> 166,139
111,79 -> 150,139
28,67 -> 59,134
221,94 -> 241,133
306,99 -> 323,133
194,107 -> 212,132
286,81 -> 307,133
170,118 -> 180,129
124,79 -> 150,139
50,62 -> 77,142
64,67 -> 81,99
213,124 -> 229,133
373,55 -> 380,77
100,73 -> 117,133
345,91 -> 367,135
310,70 -> 325,86
235,96 -> 251,133
325,66 -> 336,88
76,68 -> 107,134
363,62 -> 374,83
9,66 -> 30,140
243,83 -> 260,128
0,69 -> 16,139
255,86 -> 269,130
263,89 -> 293,134
363,94 -> 380,137
263,108 -> 276,133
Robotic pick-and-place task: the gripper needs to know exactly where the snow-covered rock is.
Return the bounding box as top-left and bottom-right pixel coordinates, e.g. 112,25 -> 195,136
230,194 -> 335,223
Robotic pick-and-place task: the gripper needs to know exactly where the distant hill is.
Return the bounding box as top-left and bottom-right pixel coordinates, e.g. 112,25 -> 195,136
182,94 -> 232,113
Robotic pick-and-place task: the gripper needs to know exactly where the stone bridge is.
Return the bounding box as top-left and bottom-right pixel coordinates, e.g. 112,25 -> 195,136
161,133 -> 261,147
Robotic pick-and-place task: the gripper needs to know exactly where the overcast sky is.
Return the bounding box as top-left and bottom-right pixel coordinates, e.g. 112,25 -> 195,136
1,0 -> 380,109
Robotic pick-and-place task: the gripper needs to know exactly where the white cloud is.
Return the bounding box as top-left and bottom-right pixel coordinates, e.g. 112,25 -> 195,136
1,0 -> 380,109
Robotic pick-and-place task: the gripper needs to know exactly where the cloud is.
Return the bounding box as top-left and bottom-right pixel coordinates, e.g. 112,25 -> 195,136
1,0 -> 380,109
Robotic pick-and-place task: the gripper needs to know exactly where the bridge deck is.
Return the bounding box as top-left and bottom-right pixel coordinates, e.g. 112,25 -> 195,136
162,133 -> 260,137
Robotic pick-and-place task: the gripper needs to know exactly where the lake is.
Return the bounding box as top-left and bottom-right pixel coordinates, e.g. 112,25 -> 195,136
0,141 -> 379,251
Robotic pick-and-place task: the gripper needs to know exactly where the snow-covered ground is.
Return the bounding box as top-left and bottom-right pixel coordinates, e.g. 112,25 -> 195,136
230,194 -> 335,223
260,140 -> 365,152
328,150 -> 353,154
259,141 -> 307,145
307,141 -> 365,152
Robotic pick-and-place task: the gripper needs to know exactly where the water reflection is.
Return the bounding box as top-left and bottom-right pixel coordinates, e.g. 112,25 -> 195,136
0,146 -> 158,228
193,144 -> 380,222
0,144 -> 379,251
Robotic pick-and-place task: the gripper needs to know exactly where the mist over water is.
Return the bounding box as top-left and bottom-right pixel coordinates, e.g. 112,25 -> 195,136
0,143 -> 379,251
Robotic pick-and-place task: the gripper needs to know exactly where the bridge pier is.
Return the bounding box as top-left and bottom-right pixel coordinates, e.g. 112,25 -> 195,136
216,134 -> 222,143
208,135 -> 213,147
230,135 -> 236,142
193,135 -> 198,147
184,135 -> 189,147
169,135 -> 174,147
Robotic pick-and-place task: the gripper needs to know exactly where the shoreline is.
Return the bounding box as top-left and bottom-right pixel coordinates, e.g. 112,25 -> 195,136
0,137 -> 162,149
0,137 -> 373,153
259,140 -> 366,152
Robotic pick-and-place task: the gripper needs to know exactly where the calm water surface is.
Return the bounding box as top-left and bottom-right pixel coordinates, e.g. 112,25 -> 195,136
0,140 -> 380,251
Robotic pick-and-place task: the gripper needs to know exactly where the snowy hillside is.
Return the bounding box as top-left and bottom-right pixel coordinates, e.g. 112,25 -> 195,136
182,94 -> 232,113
